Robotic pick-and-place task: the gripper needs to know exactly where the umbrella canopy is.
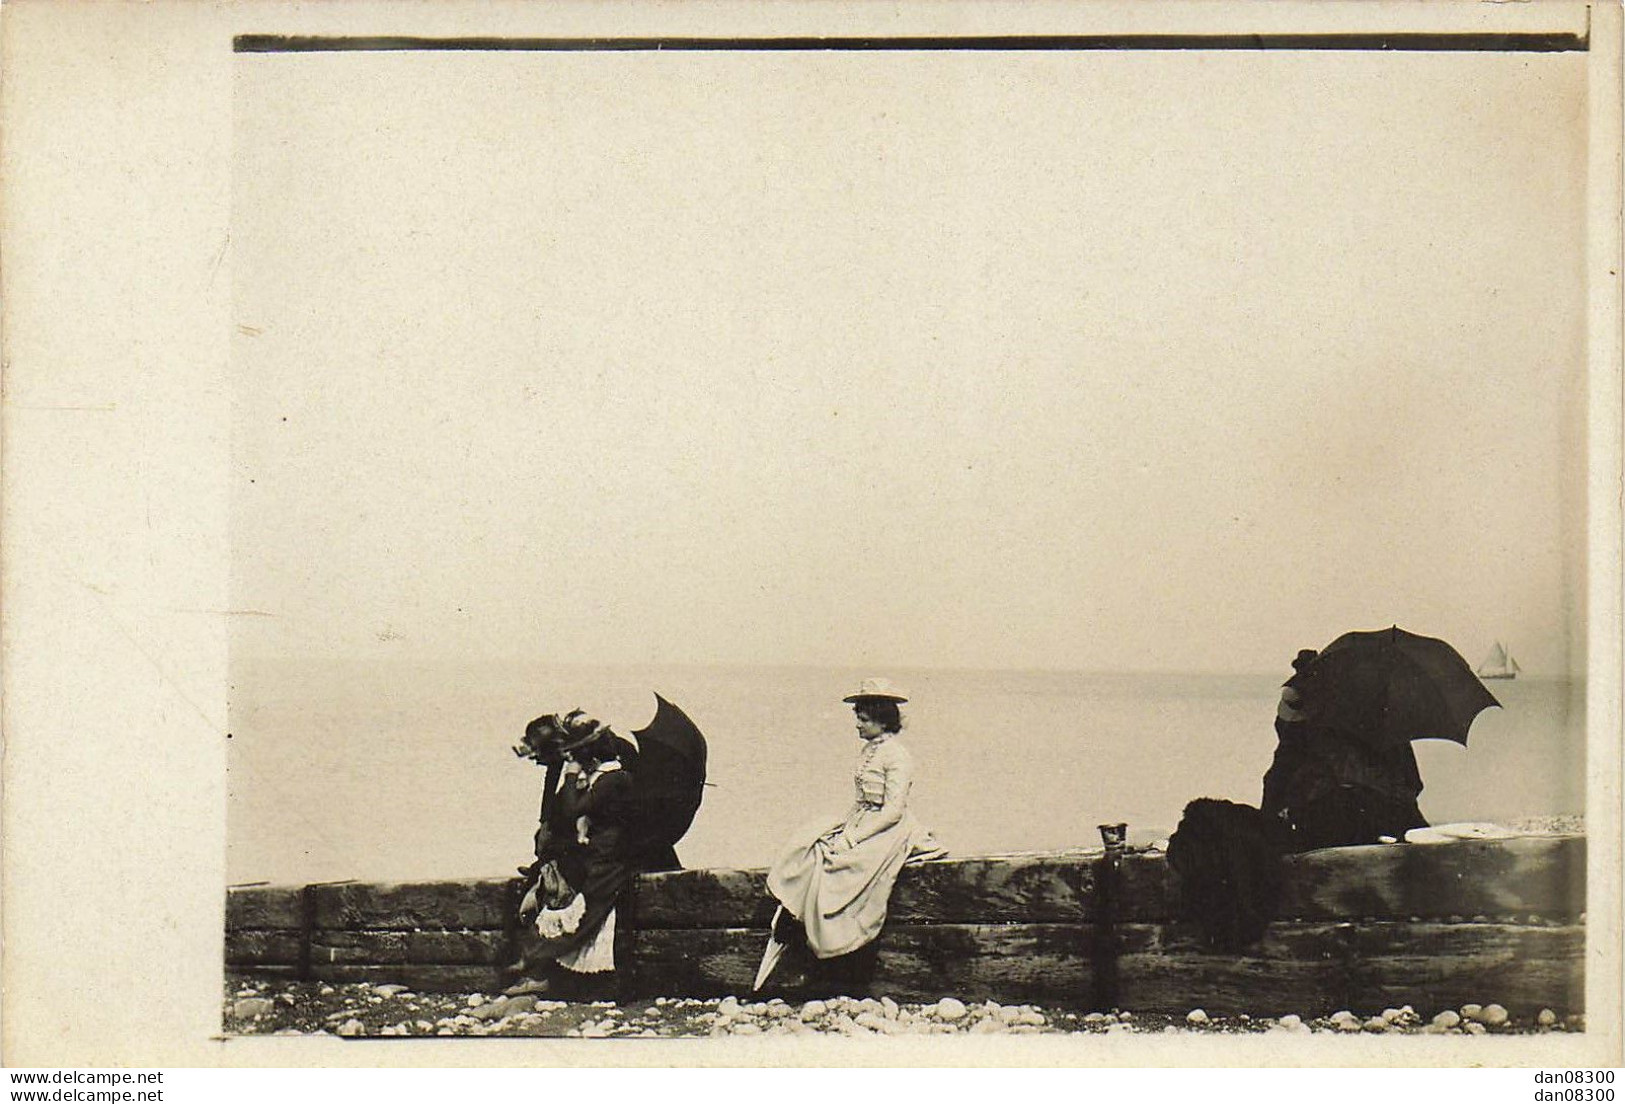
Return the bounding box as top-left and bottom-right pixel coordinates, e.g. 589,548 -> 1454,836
1297,626 -> 1501,747
631,694 -> 709,852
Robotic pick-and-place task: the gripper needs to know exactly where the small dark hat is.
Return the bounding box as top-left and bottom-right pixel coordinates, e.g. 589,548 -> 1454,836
553,709 -> 606,754
516,713 -> 572,765
1291,649 -> 1319,673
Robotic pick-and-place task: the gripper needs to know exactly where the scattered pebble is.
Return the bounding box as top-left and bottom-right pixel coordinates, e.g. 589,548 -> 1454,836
230,997 -> 275,1019
221,976 -> 1577,1039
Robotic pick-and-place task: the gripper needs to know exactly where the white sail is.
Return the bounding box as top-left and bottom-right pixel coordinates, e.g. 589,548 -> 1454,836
1478,641 -> 1518,679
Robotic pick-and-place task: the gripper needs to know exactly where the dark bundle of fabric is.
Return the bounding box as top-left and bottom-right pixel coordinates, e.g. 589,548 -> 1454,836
1166,798 -> 1289,952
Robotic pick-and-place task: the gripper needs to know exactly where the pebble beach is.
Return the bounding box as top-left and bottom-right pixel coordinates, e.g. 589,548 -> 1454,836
224,978 -> 1583,1040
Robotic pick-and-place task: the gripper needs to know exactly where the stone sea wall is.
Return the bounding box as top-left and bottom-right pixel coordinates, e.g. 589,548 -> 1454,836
226,834 -> 1586,1016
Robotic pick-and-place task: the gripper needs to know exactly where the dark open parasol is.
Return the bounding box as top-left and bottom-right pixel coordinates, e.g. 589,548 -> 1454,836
1298,626 -> 1501,748
631,694 -> 709,867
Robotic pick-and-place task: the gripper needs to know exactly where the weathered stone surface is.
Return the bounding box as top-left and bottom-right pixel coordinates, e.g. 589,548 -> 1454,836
226,930 -> 302,966
227,836 -> 1585,936
1114,921 -> 1358,1017
222,837 -> 1587,1010
311,879 -> 519,931
626,838 -> 1583,928
631,852 -> 1170,928
227,928 -> 508,969
630,923 -> 1099,1006
311,930 -> 506,966
1116,952 -> 1347,1018
1344,923 -> 1583,1016
226,886 -> 302,930
1276,836 -> 1585,921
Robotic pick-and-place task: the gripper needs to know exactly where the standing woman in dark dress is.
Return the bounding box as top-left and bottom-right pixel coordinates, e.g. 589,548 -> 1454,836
513,722 -> 642,993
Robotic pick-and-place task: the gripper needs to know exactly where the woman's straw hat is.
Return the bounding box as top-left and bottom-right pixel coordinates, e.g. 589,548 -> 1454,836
842,677 -> 909,704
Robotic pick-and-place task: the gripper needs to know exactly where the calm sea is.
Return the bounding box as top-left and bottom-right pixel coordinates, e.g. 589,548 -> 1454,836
226,660 -> 1584,886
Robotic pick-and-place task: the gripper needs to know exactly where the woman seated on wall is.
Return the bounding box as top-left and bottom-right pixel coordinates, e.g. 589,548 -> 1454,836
1262,648 -> 1429,851
753,678 -> 946,994
1168,648 -> 1431,951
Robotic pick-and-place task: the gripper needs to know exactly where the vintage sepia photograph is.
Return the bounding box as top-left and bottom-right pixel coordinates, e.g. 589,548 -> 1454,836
217,13 -> 1608,1052
1,0 -> 1617,1075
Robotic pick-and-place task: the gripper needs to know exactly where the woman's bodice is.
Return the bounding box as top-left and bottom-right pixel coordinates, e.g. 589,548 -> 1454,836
852,736 -> 910,812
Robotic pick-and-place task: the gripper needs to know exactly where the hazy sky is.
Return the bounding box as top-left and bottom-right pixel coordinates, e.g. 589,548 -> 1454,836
232,48 -> 1589,676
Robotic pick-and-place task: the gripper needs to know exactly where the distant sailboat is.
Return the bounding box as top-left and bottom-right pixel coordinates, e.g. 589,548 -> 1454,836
1477,641 -> 1521,680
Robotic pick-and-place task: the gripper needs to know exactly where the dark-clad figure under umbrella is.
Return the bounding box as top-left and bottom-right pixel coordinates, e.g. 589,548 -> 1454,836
1169,627 -> 1499,951
1263,628 -> 1500,851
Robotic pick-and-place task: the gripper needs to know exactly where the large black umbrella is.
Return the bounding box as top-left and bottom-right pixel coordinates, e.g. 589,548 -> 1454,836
631,694 -> 708,860
1298,626 -> 1501,748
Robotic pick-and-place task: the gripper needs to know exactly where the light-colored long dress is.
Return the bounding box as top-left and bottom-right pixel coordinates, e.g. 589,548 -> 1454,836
766,733 -> 945,959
